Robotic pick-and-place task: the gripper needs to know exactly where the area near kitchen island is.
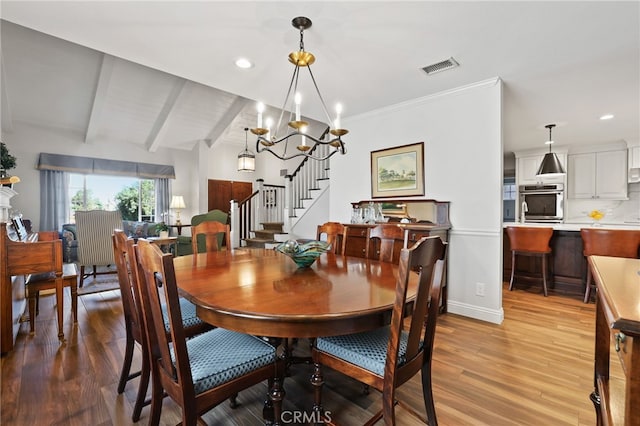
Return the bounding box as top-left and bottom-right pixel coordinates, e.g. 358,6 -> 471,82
502,222 -> 640,299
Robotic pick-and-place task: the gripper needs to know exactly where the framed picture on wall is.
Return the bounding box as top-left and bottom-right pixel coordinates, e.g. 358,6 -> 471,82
370,142 -> 424,198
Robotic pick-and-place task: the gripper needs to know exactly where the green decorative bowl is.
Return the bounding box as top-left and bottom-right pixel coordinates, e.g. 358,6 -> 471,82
275,240 -> 331,268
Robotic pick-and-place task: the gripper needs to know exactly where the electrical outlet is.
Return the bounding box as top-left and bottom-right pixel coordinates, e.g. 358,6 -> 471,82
476,282 -> 485,297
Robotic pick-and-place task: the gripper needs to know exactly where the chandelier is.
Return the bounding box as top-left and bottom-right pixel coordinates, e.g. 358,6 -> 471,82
251,16 -> 348,161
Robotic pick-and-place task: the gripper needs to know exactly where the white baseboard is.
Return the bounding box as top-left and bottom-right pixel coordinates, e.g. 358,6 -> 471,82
446,300 -> 504,324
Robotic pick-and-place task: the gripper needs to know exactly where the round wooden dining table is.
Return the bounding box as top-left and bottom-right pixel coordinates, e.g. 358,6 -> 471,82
173,248 -> 417,338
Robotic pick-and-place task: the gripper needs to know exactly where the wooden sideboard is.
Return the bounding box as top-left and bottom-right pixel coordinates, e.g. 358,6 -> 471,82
344,199 -> 451,311
588,255 -> 640,425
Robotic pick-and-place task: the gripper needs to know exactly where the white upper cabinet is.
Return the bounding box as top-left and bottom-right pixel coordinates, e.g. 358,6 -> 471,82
516,153 -> 567,185
568,150 -> 628,199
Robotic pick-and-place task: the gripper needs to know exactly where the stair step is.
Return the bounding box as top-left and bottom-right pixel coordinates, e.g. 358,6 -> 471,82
244,238 -> 273,248
261,222 -> 284,231
253,229 -> 281,239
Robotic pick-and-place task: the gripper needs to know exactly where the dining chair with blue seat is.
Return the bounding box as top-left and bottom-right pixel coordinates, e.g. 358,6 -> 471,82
316,222 -> 346,255
111,230 -> 213,422
311,236 -> 447,425
190,220 -> 231,253
134,238 -> 285,426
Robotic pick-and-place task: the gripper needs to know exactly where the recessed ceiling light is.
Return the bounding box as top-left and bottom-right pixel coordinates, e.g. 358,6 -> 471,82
235,58 -> 253,69
600,114 -> 614,120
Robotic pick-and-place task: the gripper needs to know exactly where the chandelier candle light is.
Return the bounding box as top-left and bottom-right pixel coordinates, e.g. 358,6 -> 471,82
170,195 -> 186,226
251,16 -> 348,161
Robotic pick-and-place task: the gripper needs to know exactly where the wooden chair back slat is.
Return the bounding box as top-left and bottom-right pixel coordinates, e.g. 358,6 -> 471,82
366,224 -> 405,263
191,221 -> 231,253
506,226 -> 553,253
581,228 -> 640,258
316,222 -> 346,255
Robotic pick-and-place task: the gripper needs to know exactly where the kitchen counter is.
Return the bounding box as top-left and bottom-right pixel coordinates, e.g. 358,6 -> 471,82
503,221 -> 639,298
503,222 -> 640,231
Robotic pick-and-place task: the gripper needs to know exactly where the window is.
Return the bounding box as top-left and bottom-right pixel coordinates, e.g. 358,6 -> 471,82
502,179 -> 516,200
68,174 -> 157,223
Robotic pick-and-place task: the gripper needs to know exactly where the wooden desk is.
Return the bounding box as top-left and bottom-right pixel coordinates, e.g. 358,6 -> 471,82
175,249 -> 415,338
588,255 -> 640,425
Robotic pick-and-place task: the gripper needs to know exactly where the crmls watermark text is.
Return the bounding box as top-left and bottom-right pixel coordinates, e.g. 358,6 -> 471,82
281,410 -> 332,424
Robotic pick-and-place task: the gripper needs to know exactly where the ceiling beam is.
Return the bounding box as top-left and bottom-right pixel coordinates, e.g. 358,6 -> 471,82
84,54 -> 115,144
1,55 -> 14,133
204,96 -> 249,148
145,78 -> 186,152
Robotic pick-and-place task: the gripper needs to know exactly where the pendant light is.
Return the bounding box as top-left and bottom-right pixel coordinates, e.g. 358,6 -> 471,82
536,124 -> 565,177
237,128 -> 255,172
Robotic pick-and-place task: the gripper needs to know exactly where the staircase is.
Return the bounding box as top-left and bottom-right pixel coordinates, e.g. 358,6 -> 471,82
243,222 -> 288,248
231,141 -> 334,248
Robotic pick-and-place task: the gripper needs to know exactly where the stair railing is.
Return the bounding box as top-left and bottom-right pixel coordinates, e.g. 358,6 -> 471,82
231,179 -> 285,247
284,127 -> 332,220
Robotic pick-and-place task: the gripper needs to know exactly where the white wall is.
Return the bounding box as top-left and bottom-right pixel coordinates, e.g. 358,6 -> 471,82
2,122 -> 195,230
330,78 -> 504,324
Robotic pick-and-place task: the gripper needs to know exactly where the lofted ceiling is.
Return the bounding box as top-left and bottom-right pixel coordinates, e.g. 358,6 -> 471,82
1,1 -> 638,155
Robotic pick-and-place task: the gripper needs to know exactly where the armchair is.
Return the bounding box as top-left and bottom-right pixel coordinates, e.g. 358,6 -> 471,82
75,210 -> 124,287
176,209 -> 229,256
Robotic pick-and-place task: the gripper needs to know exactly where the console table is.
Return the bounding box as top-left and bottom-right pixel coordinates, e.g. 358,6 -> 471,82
588,255 -> 640,425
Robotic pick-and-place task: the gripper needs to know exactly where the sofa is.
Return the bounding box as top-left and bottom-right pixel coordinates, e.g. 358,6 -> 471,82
176,209 -> 229,256
60,220 -> 162,263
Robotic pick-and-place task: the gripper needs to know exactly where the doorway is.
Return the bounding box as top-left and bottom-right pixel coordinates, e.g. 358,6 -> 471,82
207,179 -> 254,213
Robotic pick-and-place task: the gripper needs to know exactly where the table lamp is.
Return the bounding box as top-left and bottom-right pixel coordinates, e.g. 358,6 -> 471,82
170,195 -> 186,225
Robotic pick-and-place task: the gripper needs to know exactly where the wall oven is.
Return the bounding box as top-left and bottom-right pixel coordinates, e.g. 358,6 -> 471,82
519,183 -> 564,223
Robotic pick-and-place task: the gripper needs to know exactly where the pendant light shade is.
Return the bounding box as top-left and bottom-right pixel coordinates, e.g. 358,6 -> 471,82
238,127 -> 255,172
536,124 -> 565,177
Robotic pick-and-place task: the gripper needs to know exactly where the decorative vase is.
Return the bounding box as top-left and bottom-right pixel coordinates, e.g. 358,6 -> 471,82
159,230 -> 169,238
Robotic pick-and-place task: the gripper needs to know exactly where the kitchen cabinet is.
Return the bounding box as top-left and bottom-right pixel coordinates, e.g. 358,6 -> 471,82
516,153 -> 567,185
567,150 -> 627,199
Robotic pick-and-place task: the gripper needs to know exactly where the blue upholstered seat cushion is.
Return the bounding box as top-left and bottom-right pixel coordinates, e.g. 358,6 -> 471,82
170,328 -> 276,394
316,327 -> 422,376
161,297 -> 206,332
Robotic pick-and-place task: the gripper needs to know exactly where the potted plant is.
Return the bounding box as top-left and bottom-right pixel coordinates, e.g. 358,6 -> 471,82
1,142 -> 17,179
156,221 -> 169,238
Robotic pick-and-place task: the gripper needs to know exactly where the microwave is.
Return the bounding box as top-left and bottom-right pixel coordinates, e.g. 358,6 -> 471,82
519,183 -> 564,223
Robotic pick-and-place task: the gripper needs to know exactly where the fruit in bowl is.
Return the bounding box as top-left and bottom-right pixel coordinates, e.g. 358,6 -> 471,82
275,240 -> 331,268
588,209 -> 605,225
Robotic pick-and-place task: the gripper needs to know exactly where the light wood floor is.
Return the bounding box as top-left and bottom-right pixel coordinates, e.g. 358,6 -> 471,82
1,283 -> 597,425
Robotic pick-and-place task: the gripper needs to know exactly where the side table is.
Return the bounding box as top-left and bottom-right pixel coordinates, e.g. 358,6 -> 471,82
169,224 -> 191,236
147,236 -> 178,256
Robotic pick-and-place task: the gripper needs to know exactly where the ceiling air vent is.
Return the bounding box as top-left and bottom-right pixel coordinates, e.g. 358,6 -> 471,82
421,57 -> 459,75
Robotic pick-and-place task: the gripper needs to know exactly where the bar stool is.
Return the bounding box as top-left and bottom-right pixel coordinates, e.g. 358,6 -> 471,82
581,228 -> 640,303
506,226 -> 554,296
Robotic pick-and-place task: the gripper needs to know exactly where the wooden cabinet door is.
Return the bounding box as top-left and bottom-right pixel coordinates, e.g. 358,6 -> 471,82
595,150 -> 627,199
568,153 -> 596,199
208,180 -> 253,213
